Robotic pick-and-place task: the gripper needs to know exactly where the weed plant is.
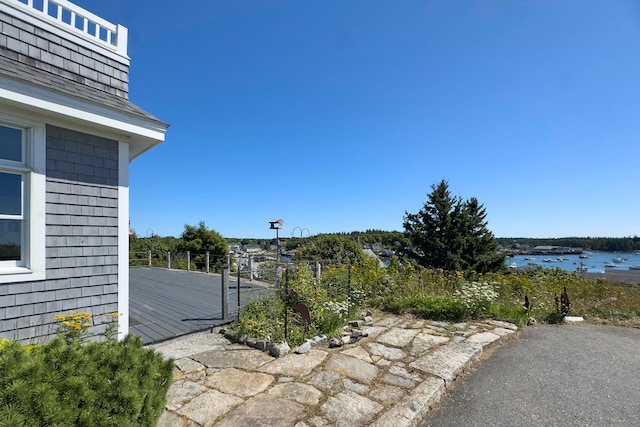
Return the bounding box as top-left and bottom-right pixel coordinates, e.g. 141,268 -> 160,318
0,313 -> 173,426
235,259 -> 640,346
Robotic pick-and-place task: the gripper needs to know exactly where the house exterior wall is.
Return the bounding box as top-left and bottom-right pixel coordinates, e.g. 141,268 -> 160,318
0,7 -> 129,98
0,125 -> 120,342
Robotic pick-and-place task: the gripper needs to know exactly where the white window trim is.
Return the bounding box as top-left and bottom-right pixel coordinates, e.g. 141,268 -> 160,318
0,115 -> 46,284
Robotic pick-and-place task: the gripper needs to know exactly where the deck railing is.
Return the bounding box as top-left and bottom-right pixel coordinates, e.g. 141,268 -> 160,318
13,0 -> 127,55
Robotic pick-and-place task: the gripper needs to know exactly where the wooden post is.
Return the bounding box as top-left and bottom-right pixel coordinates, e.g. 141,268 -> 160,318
167,251 -> 171,269
206,251 -> 210,274
187,251 -> 191,271
148,250 -> 151,268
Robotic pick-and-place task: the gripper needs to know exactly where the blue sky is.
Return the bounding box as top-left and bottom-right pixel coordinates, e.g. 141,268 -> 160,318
74,0 -> 640,239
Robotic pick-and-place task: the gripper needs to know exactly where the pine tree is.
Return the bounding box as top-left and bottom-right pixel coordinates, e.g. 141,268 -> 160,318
403,180 -> 505,273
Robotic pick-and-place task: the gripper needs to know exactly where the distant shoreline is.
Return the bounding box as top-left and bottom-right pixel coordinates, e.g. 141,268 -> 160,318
583,270 -> 640,285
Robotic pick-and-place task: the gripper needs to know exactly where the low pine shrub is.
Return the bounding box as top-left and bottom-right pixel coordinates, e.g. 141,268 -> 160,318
0,315 -> 173,426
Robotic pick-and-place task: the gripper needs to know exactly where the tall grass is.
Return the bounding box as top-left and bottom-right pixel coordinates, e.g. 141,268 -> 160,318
235,260 -> 640,346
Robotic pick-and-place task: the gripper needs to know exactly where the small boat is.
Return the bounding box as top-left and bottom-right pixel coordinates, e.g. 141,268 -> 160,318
613,257 -> 625,263
543,258 -> 554,263
604,262 -> 617,268
579,254 -> 589,259
629,265 -> 640,271
509,262 -> 518,270
576,265 -> 588,272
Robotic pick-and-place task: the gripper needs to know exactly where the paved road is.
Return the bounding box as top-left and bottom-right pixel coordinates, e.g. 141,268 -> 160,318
421,324 -> 640,427
129,267 -> 272,344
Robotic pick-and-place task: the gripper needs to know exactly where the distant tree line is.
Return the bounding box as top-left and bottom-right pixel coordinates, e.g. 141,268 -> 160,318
130,221 -> 227,264
497,237 -> 640,252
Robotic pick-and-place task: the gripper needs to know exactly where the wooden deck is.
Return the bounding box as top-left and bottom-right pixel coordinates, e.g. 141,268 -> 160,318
129,267 -> 272,344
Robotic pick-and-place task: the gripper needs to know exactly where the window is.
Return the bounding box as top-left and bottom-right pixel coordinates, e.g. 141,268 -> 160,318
0,117 -> 45,283
0,126 -> 25,264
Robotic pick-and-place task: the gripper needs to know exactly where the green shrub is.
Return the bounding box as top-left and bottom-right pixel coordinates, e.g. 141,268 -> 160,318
0,333 -> 173,426
382,294 -> 468,321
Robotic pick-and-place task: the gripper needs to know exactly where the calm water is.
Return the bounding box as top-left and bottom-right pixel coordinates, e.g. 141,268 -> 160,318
506,251 -> 640,273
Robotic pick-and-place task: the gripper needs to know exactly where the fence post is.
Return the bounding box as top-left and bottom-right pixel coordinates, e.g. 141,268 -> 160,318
315,261 -> 321,281
248,256 -> 253,281
187,251 -> 191,271
206,251 -> 210,274
167,251 -> 171,269
148,250 -> 151,268
284,266 -> 289,342
237,264 -> 241,313
221,259 -> 229,321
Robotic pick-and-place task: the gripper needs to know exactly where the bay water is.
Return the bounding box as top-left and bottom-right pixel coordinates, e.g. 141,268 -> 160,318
506,251 -> 640,273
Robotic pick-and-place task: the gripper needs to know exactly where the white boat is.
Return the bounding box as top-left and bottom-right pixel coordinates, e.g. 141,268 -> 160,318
629,265 -> 640,271
579,254 -> 589,259
509,262 -> 518,269
543,258 -> 554,263
613,257 -> 625,263
604,262 -> 617,268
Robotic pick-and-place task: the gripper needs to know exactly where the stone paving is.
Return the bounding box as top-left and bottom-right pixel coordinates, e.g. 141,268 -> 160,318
149,313 -> 518,427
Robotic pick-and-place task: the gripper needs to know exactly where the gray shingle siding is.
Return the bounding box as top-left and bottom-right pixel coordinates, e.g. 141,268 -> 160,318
0,125 -> 119,343
0,10 -> 129,98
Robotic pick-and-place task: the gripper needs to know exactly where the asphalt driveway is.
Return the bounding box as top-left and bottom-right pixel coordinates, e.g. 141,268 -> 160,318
421,324 -> 640,426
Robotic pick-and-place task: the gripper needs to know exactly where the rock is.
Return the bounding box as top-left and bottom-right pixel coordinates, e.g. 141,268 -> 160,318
269,342 -> 291,358
176,389 -> 243,426
349,320 -> 364,328
294,341 -> 312,354
367,342 -> 405,360
314,334 -> 328,346
410,342 -> 483,382
215,394 -> 306,427
326,354 -> 379,385
255,340 -> 268,351
268,382 -> 324,406
321,390 -> 383,427
191,348 -> 273,370
206,368 -> 274,398
164,380 -> 208,411
260,349 -> 329,377
329,337 -> 343,348
377,327 -> 420,348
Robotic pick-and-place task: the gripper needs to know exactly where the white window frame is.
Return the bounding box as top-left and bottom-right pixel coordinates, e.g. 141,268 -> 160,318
0,115 -> 46,283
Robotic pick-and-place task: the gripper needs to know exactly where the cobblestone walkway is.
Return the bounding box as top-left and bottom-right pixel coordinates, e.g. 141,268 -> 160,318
149,313 -> 518,427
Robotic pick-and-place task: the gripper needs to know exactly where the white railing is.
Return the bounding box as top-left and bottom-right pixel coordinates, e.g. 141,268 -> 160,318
14,0 -> 127,55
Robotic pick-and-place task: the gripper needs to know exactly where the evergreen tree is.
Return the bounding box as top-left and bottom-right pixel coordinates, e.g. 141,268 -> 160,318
403,180 -> 505,273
